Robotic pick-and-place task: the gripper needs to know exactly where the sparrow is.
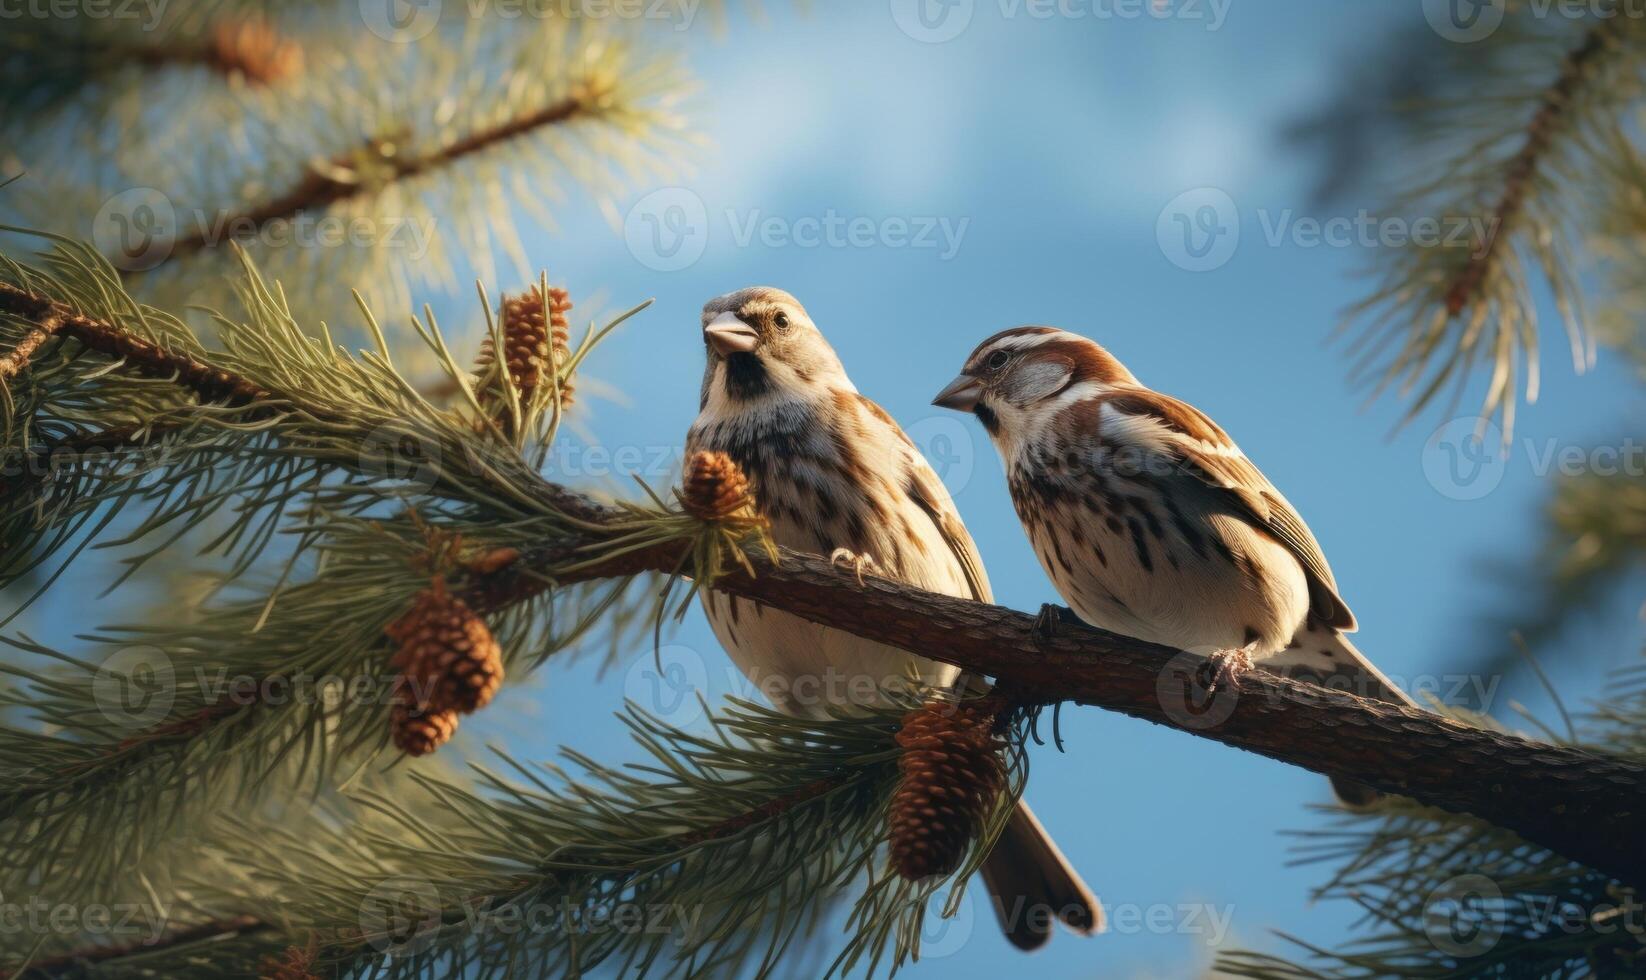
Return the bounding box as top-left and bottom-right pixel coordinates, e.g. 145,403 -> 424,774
933,327 -> 1416,805
686,288 -> 1100,950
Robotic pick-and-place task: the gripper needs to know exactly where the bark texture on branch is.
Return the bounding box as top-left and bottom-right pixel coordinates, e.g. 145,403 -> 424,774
6,278 -> 1644,889
465,491 -> 1646,889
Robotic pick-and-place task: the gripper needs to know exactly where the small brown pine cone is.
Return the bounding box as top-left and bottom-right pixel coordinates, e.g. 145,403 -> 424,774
386,582 -> 505,715
681,451 -> 753,521
258,943 -> 318,980
480,284 -> 574,409
887,700 -> 1007,882
208,18 -> 304,85
391,695 -> 460,757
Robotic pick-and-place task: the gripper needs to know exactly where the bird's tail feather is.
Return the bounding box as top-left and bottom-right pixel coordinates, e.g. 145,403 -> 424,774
1269,629 -> 1417,807
980,800 -> 1101,951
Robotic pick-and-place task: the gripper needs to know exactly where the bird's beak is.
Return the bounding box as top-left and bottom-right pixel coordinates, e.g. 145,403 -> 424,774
931,374 -> 984,411
704,312 -> 759,355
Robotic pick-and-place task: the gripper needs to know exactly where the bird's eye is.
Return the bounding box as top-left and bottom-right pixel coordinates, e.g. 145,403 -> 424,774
773,311 -> 791,330
986,350 -> 1010,370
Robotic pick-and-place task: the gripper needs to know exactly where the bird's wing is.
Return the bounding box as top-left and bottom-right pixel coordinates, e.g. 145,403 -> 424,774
1097,388 -> 1356,631
855,394 -> 993,604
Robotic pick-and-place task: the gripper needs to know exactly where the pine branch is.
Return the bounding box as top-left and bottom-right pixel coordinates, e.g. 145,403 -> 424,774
1336,10 -> 1645,436
8,775 -> 853,980
6,262 -> 1643,890
465,507 -> 1646,890
2,916 -> 268,980
152,92 -> 594,270
0,279 -> 269,402
1441,19 -> 1616,317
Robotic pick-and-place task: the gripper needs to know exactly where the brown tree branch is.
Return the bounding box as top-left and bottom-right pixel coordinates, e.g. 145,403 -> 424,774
1444,19 -> 1619,315
1,915 -> 267,979
463,510 -> 1646,890
150,93 -> 595,268
0,280 -> 268,403
6,276 -> 1645,890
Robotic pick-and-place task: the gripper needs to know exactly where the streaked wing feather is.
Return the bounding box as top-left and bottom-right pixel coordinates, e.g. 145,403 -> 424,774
855,394 -> 992,604
906,460 -> 993,604
1105,389 -> 1356,631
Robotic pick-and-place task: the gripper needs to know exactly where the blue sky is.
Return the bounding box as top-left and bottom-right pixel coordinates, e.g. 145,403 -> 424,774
17,1 -> 1645,976
457,3 -> 1645,976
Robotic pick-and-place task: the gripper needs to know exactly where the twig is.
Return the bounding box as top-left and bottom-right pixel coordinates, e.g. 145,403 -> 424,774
150,94 -> 594,269
0,311 -> 63,380
16,776 -> 854,977
7,275 -> 1645,891
0,281 -> 268,403
2,915 -> 267,979
1444,19 -> 1619,315
467,510 -> 1646,890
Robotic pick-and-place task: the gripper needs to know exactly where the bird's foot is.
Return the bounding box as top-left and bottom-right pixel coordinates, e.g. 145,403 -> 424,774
829,548 -> 882,587
1205,646 -> 1257,694
1032,603 -> 1079,649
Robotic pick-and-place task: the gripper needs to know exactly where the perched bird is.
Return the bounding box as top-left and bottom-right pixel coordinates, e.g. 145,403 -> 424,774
933,327 -> 1415,804
686,288 -> 1100,950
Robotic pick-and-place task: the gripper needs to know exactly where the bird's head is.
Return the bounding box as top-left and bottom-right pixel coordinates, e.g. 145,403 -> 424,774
932,327 -> 1137,438
699,287 -> 851,405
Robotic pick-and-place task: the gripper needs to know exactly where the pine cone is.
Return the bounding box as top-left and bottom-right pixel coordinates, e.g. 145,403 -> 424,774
208,18 -> 304,85
386,582 -> 504,715
887,699 -> 1007,881
390,694 -> 460,757
681,451 -> 754,521
479,284 -> 574,409
258,943 -> 318,980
